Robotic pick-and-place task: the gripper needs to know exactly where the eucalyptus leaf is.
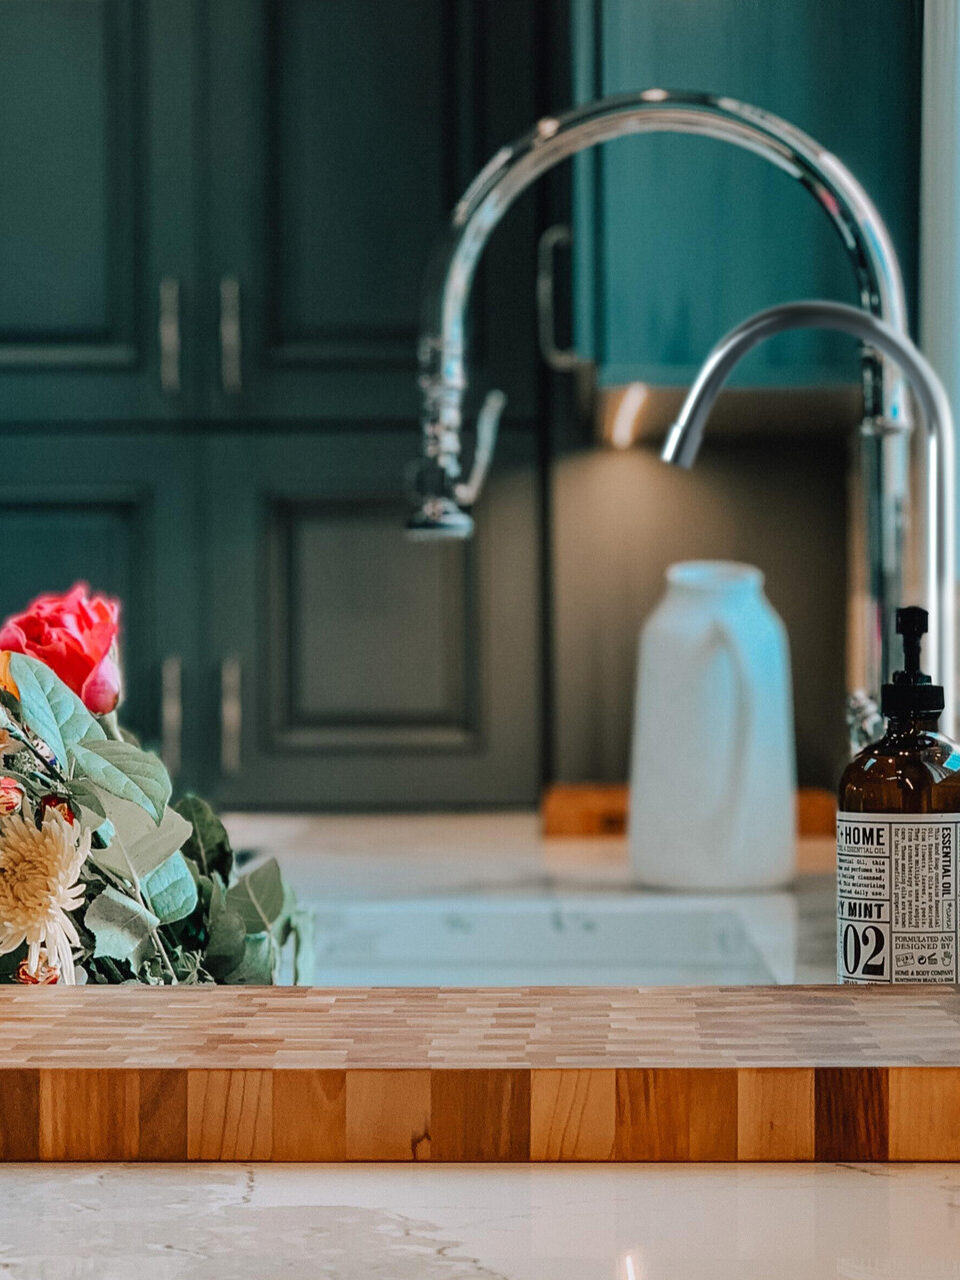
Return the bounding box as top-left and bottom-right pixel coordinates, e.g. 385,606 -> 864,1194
66,780 -> 106,820
203,879 -> 247,980
222,931 -> 275,985
84,887 -> 159,969
8,653 -> 103,764
226,858 -> 288,935
142,851 -> 198,924
174,795 -> 234,881
72,738 -> 171,823
291,907 -> 315,986
92,798 -> 193,881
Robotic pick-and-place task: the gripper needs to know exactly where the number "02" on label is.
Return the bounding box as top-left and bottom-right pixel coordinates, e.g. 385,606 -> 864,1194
842,922 -> 887,978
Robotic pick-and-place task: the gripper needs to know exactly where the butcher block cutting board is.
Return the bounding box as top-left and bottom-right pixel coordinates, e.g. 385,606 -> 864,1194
0,984 -> 958,1163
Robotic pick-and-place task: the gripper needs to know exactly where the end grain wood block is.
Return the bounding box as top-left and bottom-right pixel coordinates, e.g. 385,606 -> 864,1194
888,1068 -> 960,1160
187,1070 -> 273,1160
530,1070 -> 615,1160
273,1070 -> 346,1161
431,1070 -> 530,1161
138,1070 -> 188,1160
616,1069 -> 738,1161
345,1071 -> 431,1161
0,1070 -> 39,1161
737,1068 -> 814,1160
39,1070 -> 140,1161
814,1068 -> 888,1162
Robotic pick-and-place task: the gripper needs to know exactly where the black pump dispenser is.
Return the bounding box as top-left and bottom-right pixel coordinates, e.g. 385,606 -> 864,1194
881,606 -> 945,718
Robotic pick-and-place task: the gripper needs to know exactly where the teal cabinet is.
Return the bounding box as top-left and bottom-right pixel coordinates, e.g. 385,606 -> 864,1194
202,0 -> 544,422
0,2 -> 552,806
571,0 -> 923,386
0,0 -> 201,423
200,430 -> 542,808
0,433 -> 203,785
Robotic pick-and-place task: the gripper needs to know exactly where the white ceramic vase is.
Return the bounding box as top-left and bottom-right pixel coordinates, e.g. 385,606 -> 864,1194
628,561 -> 796,890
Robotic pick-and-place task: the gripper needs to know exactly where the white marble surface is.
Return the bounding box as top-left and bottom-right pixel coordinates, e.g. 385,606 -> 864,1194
224,811 -> 836,985
2,1161 -> 959,1278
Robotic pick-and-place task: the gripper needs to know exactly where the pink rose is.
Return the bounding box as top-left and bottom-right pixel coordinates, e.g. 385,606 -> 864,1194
0,584 -> 122,714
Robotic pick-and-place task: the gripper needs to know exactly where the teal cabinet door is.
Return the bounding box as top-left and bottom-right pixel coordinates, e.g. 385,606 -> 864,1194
201,430 -> 542,807
0,0 -> 200,422
203,0 -> 544,422
0,434 -> 203,790
571,0 -> 923,386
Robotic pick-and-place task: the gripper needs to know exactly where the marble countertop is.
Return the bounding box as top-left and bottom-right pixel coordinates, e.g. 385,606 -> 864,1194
3,1160 -> 958,1278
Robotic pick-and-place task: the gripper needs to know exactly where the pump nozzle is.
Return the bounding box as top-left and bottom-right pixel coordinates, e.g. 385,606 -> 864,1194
896,607 -> 928,680
882,606 -> 944,717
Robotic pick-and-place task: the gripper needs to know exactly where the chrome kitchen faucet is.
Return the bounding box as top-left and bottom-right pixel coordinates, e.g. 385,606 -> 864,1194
409,89 -> 952,743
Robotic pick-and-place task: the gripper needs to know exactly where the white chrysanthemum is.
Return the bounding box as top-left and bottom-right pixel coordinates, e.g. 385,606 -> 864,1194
0,810 -> 90,984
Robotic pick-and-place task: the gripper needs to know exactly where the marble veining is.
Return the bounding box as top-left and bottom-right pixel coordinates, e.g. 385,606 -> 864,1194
1,1162 -> 959,1278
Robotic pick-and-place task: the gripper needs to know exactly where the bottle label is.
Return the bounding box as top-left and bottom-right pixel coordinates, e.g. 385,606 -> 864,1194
836,812 -> 958,983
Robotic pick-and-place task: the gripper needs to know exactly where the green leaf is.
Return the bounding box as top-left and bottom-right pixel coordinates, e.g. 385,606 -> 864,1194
92,795 -> 192,880
84,887 -> 159,968
174,795 -> 234,881
222,931 -> 275,985
66,780 -> 106,821
142,851 -> 198,924
226,858 -> 288,934
291,907 -> 315,986
203,878 -> 247,980
8,653 -> 103,764
72,738 -> 171,824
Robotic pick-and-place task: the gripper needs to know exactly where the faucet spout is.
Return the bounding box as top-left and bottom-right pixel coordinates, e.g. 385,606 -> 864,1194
663,300 -> 956,738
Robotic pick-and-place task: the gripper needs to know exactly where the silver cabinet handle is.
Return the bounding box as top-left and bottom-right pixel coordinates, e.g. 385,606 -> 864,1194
220,655 -> 242,776
536,225 -> 584,372
158,277 -> 181,393
160,654 -> 182,780
219,276 -> 243,395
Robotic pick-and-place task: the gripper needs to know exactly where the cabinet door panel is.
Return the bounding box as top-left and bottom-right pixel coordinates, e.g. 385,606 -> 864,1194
0,0 -> 199,421
205,0 -> 543,421
0,435 -> 202,787
571,0 -> 922,386
203,431 -> 541,807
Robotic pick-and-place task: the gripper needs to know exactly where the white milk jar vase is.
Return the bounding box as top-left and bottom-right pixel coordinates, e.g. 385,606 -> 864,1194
628,561 -> 796,890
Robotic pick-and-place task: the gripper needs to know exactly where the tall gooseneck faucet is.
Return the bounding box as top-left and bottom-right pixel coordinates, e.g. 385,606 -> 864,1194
663,300 -> 956,738
409,89 -> 937,739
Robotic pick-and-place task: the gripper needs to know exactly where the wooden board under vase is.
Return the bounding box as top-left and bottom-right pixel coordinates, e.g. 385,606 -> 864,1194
0,985 -> 959,1162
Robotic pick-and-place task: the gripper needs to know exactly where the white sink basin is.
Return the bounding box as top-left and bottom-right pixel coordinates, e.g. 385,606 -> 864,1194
306,892 -> 797,986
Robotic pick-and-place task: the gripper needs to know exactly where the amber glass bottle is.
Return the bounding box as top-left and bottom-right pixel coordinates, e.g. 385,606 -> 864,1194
837,607 -> 960,983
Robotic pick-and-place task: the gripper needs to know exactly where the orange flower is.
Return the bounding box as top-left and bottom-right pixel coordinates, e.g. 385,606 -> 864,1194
0,652 -> 18,700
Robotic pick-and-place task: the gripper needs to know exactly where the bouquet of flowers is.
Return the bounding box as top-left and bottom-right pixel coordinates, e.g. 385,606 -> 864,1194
0,584 -> 306,986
